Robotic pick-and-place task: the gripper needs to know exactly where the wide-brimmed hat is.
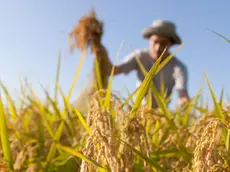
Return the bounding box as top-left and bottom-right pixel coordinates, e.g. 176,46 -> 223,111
142,20 -> 182,45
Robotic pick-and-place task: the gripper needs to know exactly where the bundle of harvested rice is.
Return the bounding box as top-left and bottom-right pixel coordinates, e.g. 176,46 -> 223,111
69,9 -> 110,114
68,9 -> 103,52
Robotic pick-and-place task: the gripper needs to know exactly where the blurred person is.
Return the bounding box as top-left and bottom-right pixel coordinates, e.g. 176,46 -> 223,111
103,19 -> 190,108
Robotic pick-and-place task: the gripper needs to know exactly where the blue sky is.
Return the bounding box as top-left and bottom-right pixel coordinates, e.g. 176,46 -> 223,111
0,0 -> 230,108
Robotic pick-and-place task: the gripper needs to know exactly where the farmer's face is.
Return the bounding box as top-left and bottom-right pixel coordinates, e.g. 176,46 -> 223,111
149,34 -> 172,61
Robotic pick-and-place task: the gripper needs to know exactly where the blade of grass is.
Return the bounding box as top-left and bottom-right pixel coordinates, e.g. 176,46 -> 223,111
37,110 -> 45,161
121,85 -> 141,108
207,29 -> 230,43
74,108 -> 92,135
204,71 -> 229,153
30,84 -> 47,155
181,88 -> 203,126
67,48 -> 87,101
226,130 -> 230,155
153,145 -> 192,162
29,96 -> 54,138
219,88 -> 224,107
42,85 -> 62,119
149,83 -> 176,129
24,78 -> 38,100
0,81 -> 17,121
151,148 -> 180,159
159,127 -> 170,145
124,86 -> 136,105
152,120 -> 161,145
45,121 -> 65,170
0,93 -> 13,169
130,49 -> 165,119
54,47 -> 62,102
155,43 -> 184,74
204,71 -> 224,120
23,109 -> 30,133
59,87 -> 76,138
159,73 -> 166,100
56,143 -> 107,171
134,50 -> 180,129
104,40 -> 124,109
147,88 -> 152,109
53,153 -> 73,166
193,105 -> 208,114
147,45 -> 184,123
118,138 -> 165,172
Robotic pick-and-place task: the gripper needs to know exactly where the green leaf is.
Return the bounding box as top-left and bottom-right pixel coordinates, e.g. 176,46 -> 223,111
74,108 -> 92,135
151,148 -> 181,159
42,85 -> 62,119
0,93 -> 13,169
0,81 -> 17,121
130,49 -> 165,119
133,163 -> 145,172
219,88 -> 225,107
45,121 -> 65,170
37,113 -> 45,162
56,144 -> 107,171
54,47 -> 62,102
55,156 -> 78,172
151,146 -> 192,162
204,71 -> 224,120
152,120 -> 161,145
155,44 -> 184,74
31,96 -> 54,138
121,85 -> 141,108
149,82 -> 176,129
59,87 -> 76,138
104,40 -> 124,109
207,29 -> 230,43
147,88 -> 152,109
159,127 -> 170,145
134,50 -> 182,129
67,48 -> 87,101
181,88 -> 203,126
226,130 -> 230,155
118,138 -> 165,172
204,71 -> 229,153
193,105 -> 208,114
53,152 -> 73,166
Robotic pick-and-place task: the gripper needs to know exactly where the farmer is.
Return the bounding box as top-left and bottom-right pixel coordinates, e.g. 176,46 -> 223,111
104,19 -> 190,108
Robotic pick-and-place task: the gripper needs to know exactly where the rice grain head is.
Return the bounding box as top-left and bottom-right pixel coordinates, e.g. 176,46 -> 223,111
192,118 -> 229,172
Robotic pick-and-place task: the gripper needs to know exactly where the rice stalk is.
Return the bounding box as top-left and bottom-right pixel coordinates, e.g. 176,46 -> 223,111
104,40 -> 124,110
0,93 -> 13,170
0,81 -> 17,121
54,47 -> 62,103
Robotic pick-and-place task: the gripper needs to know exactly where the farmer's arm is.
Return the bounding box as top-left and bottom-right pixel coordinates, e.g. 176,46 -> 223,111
94,45 -> 122,76
104,50 -> 139,76
174,64 -> 190,107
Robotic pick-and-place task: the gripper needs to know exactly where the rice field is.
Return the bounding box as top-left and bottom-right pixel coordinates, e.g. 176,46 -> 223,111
0,9 -> 230,172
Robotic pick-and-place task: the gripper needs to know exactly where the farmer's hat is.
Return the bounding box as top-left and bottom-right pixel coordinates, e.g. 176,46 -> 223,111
142,19 -> 182,45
